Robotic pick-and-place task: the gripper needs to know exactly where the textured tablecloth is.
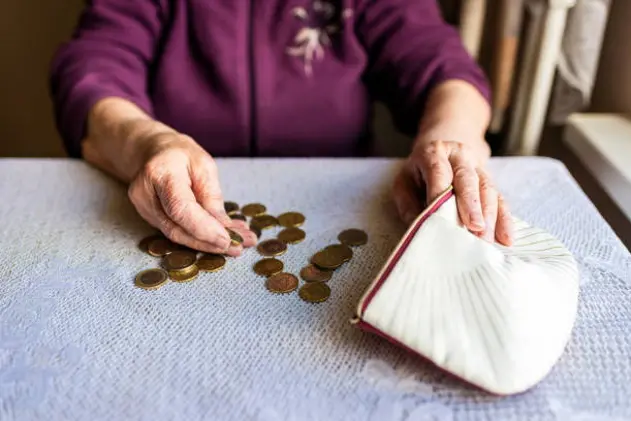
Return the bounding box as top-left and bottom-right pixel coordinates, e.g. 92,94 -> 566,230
0,157 -> 630,421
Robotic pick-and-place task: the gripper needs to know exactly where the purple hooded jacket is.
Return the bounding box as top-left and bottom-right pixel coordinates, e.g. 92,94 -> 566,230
50,0 -> 490,158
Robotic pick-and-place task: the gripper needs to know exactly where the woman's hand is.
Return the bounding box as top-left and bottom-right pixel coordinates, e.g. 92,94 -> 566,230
127,132 -> 257,256
393,139 -> 513,246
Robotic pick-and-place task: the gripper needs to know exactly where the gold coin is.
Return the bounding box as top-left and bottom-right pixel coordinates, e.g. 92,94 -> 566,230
147,238 -> 179,257
277,212 -> 306,228
196,254 -> 226,272
251,214 -> 278,230
169,265 -> 200,283
162,250 -> 197,271
253,258 -> 284,277
224,201 -> 239,215
278,227 -> 306,244
265,272 -> 299,294
226,228 -> 244,246
338,229 -> 368,247
257,239 -> 287,257
230,213 -> 247,222
324,244 -> 353,262
300,265 -> 332,283
242,203 -> 267,217
139,234 -> 163,254
135,268 -> 169,290
299,282 -> 331,303
311,249 -> 345,270
250,225 -> 262,239
177,245 -> 199,254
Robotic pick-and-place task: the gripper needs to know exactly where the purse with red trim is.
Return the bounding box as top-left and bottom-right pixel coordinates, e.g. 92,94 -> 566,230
351,186 -> 579,395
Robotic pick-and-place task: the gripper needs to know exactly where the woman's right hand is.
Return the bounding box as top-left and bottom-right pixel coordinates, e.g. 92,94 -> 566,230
128,132 -> 257,256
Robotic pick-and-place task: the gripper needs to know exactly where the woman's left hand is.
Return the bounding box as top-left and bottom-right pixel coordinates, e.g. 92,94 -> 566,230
393,139 -> 513,246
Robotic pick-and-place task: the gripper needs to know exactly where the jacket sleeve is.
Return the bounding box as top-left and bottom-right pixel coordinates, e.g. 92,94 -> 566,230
49,1 -> 165,158
354,0 -> 492,136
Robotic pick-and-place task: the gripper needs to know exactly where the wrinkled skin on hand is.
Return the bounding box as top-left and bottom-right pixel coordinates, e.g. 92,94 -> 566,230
393,139 -> 513,246
128,132 -> 257,255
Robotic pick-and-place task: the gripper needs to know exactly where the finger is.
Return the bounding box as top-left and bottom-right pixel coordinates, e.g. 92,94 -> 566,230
230,226 -> 258,247
158,217 -> 244,256
154,170 -> 231,246
450,153 -> 485,232
190,156 -> 232,225
495,194 -> 514,246
229,219 -> 250,231
225,219 -> 257,246
417,143 -> 453,204
478,169 -> 498,243
130,184 -> 239,255
392,168 -> 424,225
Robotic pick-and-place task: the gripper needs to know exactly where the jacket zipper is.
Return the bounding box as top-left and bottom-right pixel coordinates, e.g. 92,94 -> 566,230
248,0 -> 258,157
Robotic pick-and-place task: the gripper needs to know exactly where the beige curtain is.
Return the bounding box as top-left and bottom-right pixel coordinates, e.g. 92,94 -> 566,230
548,0 -> 612,124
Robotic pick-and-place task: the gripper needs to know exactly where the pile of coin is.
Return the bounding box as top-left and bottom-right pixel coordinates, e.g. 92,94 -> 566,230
295,228 -> 369,303
135,201 -> 307,291
249,206 -> 307,298
135,233 -> 230,289
134,201 -> 368,304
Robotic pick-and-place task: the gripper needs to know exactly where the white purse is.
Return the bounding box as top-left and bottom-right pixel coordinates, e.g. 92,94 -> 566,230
352,186 -> 579,395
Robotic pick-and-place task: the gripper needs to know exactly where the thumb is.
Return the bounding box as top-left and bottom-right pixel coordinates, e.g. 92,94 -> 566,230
418,146 -> 453,205
190,156 -> 231,225
393,169 -> 424,225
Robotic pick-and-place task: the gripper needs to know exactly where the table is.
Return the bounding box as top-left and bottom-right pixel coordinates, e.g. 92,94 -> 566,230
0,158 -> 629,421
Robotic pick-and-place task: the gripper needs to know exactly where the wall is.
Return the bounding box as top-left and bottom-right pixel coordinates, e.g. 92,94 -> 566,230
0,0 -> 85,157
590,0 -> 631,114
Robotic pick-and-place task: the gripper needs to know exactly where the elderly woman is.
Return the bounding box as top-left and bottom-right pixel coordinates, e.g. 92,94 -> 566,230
50,0 -> 512,256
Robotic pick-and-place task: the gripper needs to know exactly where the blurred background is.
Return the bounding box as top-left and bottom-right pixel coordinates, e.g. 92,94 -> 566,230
0,0 -> 629,246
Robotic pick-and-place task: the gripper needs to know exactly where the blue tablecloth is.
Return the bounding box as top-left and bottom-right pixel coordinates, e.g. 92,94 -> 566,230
0,158 -> 630,421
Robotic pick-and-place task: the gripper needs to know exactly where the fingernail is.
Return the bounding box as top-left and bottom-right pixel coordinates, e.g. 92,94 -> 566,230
228,245 -> 243,256
470,212 -> 485,230
484,218 -> 495,242
217,236 -> 231,250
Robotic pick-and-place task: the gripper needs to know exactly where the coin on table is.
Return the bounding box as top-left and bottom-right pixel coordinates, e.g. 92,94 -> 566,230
338,229 -> 368,247
169,265 -> 200,283
197,254 -> 226,272
265,272 -> 299,294
257,239 -> 287,257
176,245 -> 199,254
230,213 -> 247,222
253,258 -> 284,277
147,237 -> 179,257
324,244 -> 353,262
226,228 -> 244,246
299,282 -> 331,303
278,227 -> 306,244
300,265 -> 333,283
224,201 -> 240,215
139,234 -> 163,254
250,225 -> 262,239
277,212 -> 305,228
242,203 -> 267,217
251,214 -> 279,230
311,249 -> 345,271
162,250 -> 197,271
135,268 -> 169,290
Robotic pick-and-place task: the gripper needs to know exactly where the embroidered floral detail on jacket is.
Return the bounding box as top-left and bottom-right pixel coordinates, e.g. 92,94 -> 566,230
287,1 -> 353,76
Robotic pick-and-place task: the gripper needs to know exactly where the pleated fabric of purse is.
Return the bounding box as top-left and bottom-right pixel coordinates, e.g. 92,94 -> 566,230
352,186 -> 580,395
